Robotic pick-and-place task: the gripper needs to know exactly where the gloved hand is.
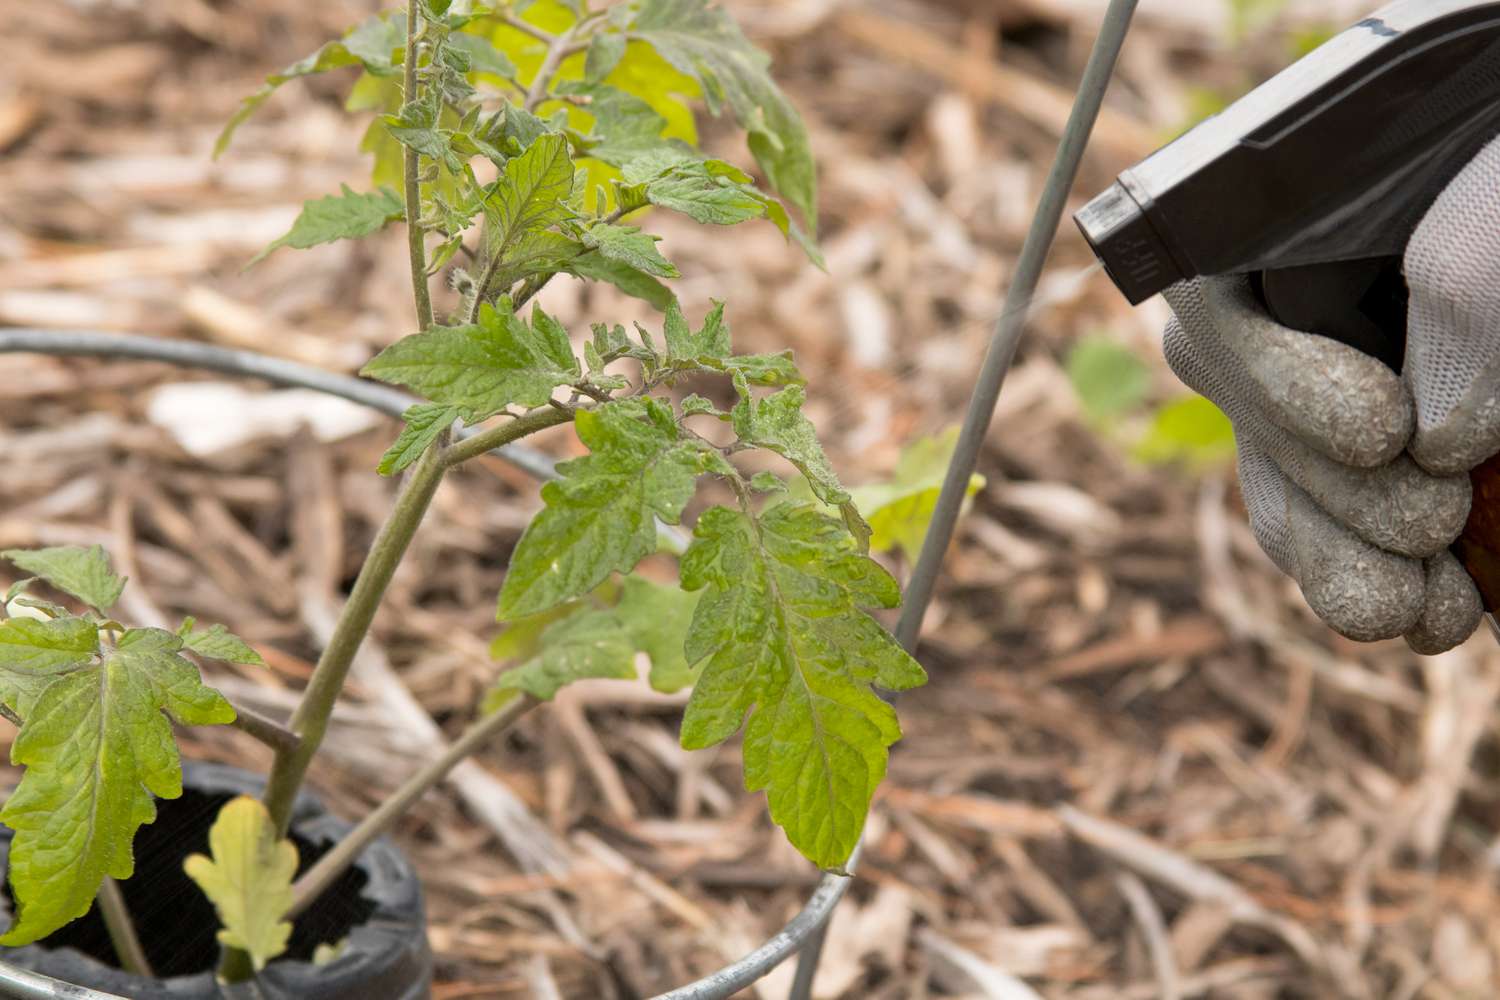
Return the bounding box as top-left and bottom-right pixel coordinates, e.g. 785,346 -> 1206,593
1161,137 -> 1500,654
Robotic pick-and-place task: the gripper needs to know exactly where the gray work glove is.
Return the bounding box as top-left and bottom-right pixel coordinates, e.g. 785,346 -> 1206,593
1162,136 -> 1500,654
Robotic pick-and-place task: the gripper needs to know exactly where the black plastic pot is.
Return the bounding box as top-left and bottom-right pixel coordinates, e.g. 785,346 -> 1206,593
0,762 -> 431,999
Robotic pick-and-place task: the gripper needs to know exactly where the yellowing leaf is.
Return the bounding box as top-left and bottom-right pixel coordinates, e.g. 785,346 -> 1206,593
183,796 -> 298,971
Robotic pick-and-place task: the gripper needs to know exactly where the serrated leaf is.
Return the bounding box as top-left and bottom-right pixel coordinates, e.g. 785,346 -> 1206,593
2,546 -> 125,613
585,32 -> 628,84
486,229 -> 585,293
362,302 -> 580,422
582,223 -> 677,278
217,12 -> 405,156
566,251 -> 674,310
0,627 -> 234,945
615,576 -> 701,692
449,31 -> 517,81
379,403 -> 460,476
681,394 -> 725,418
183,796 -> 297,971
253,185 -> 404,264
484,608 -> 636,709
632,0 -> 816,231
0,617 -> 98,718
651,300 -> 801,384
679,502 -> 923,868
731,381 -> 848,505
498,398 -> 719,618
484,132 -> 576,258
644,161 -> 766,226
749,471 -> 786,493
849,428 -> 986,559
182,624 -> 265,666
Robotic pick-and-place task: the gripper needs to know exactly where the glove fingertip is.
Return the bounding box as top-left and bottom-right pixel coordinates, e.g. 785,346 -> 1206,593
1289,490 -> 1424,641
1404,553 -> 1485,655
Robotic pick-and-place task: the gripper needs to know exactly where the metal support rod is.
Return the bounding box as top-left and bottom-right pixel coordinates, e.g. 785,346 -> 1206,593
785,1 -> 1141,996
0,961 -> 122,1000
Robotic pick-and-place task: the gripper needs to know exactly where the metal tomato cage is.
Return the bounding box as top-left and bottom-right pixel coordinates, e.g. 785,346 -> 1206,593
0,3 -> 1137,995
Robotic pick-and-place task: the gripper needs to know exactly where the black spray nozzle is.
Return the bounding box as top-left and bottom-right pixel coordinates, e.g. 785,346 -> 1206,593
1078,0 -> 1500,338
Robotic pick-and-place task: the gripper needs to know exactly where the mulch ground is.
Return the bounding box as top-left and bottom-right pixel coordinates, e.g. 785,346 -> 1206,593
3,0 -> 1498,996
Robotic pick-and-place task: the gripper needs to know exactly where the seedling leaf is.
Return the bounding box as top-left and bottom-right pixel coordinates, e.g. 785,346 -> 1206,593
183,796 -> 298,971
850,428 -> 986,559
0,617 -> 98,718
731,381 -> 847,505
484,608 -> 636,709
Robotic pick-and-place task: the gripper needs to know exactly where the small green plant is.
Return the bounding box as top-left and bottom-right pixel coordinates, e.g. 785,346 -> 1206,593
0,0 -> 934,985
1065,333 -> 1235,469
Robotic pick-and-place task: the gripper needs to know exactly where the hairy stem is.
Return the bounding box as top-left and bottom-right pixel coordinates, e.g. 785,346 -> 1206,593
286,694 -> 537,919
98,878 -> 152,977
403,1 -> 434,331
441,404 -> 575,469
259,438 -> 450,836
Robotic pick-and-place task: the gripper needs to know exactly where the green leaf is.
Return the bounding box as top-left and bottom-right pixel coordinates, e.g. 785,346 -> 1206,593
566,251 -> 674,310
0,617 -> 98,718
379,403 -> 459,476
361,302 -> 581,423
642,160 -> 766,226
632,0 -> 817,231
1065,335 -> 1151,422
182,624 -> 265,666
183,796 -> 298,971
582,222 -> 678,278
0,627 -> 234,945
1133,395 -> 1237,469
484,132 -> 576,258
679,502 -> 924,869
731,381 -> 847,505
615,576 -> 700,693
584,32 -> 628,85
217,12 -> 405,156
484,608 -> 636,709
2,546 -> 125,613
652,300 -> 801,384
497,398 -> 723,618
253,185 -> 404,264
846,428 -> 985,559
749,470 -> 786,493
449,31 -> 517,81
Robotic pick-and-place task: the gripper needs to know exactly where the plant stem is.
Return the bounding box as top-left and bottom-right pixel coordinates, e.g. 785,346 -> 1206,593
440,405 -> 575,469
285,694 -> 537,919
259,439 -> 451,836
228,703 -> 300,755
524,22 -> 583,112
97,878 -> 152,978
403,1 -> 434,331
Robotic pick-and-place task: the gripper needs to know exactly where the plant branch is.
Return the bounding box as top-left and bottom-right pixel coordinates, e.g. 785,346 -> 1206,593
441,404 -> 576,469
228,704 -> 300,755
285,694 -> 537,919
97,877 -> 152,977
524,22 -> 583,112
259,437 -> 451,836
501,13 -> 556,44
403,1 -> 435,331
